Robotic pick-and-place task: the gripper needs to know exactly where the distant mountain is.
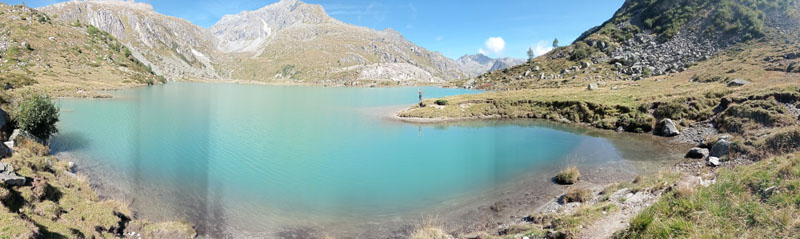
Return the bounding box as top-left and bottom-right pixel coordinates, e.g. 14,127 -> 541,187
209,0 -> 465,83
456,54 -> 525,77
39,0 -> 466,84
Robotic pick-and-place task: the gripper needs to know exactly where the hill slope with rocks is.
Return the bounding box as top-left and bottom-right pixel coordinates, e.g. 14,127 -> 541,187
455,54 -> 525,77
0,3 -> 165,97
400,0 -> 800,237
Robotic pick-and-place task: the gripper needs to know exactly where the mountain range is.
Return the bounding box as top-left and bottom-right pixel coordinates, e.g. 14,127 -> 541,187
455,54 -> 525,77
39,0 -> 467,84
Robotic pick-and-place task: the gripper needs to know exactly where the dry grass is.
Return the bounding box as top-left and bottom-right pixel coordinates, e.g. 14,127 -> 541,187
410,216 -> 454,239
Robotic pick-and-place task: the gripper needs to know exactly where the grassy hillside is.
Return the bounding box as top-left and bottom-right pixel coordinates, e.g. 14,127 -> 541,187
1,139 -> 196,238
0,4 -> 164,98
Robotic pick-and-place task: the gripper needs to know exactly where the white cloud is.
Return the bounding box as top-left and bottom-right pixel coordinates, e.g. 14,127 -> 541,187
478,48 -> 487,55
435,36 -> 443,41
484,37 -> 506,55
532,40 -> 554,57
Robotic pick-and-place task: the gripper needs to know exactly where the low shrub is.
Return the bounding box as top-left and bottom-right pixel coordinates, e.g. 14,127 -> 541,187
616,113 -> 655,133
554,166 -> 581,185
434,99 -> 449,106
563,187 -> 592,203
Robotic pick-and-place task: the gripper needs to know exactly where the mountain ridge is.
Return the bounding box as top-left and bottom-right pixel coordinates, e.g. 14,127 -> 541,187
455,54 -> 525,77
39,0 -> 467,84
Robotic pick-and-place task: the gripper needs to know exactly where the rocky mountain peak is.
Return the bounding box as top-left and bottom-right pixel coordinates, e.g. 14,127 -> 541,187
210,0 -> 333,53
53,0 -> 154,11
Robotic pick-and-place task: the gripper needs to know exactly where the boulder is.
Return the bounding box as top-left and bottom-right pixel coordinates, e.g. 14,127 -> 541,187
0,162 -> 25,186
707,157 -> 721,167
686,147 -> 709,159
11,130 -> 45,145
588,83 -> 599,91
661,119 -> 680,137
710,139 -> 731,157
727,79 -> 751,87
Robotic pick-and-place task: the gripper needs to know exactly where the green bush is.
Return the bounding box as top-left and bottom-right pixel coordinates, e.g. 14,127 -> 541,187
570,42 -> 591,61
434,99 -> 448,106
14,92 -> 59,140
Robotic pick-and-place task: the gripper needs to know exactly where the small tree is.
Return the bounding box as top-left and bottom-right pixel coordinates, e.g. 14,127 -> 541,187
15,91 -> 59,140
527,48 -> 535,62
553,38 -> 559,48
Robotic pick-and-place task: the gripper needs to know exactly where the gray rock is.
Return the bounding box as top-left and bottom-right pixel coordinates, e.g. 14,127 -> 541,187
588,83 -> 599,91
727,79 -> 751,87
0,109 -> 8,137
686,147 -> 709,159
10,129 -> 45,145
710,139 -> 731,157
707,157 -> 721,167
661,119 -> 680,137
0,162 -> 25,186
68,161 -> 76,173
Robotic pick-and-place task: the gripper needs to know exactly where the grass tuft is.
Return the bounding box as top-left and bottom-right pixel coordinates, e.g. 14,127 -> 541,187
554,166 -> 581,185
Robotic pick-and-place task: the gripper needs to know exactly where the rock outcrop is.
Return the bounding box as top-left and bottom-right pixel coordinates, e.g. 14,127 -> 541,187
0,161 -> 25,186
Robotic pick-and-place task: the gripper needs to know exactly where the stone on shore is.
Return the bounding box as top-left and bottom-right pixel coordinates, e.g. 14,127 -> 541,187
727,79 -> 751,87
707,157 -> 721,167
588,83 -> 599,91
661,119 -> 680,137
710,139 -> 731,157
0,162 -> 25,186
686,147 -> 709,159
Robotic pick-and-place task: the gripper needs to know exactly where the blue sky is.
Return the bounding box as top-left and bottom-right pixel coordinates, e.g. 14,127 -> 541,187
7,0 -> 624,59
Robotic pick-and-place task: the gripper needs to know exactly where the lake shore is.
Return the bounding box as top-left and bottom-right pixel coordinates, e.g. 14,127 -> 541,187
52,86 -> 690,238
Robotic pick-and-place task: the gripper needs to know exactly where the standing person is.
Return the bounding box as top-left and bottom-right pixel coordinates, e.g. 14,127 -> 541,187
419,90 -> 423,102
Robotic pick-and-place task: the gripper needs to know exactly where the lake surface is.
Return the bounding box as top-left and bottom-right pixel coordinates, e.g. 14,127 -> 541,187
50,83 -> 681,238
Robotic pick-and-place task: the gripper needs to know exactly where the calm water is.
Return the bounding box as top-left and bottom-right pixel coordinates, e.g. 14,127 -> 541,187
50,83 -> 679,238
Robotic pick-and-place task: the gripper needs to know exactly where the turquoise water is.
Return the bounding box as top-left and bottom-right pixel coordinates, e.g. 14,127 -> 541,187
50,83 -> 668,237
